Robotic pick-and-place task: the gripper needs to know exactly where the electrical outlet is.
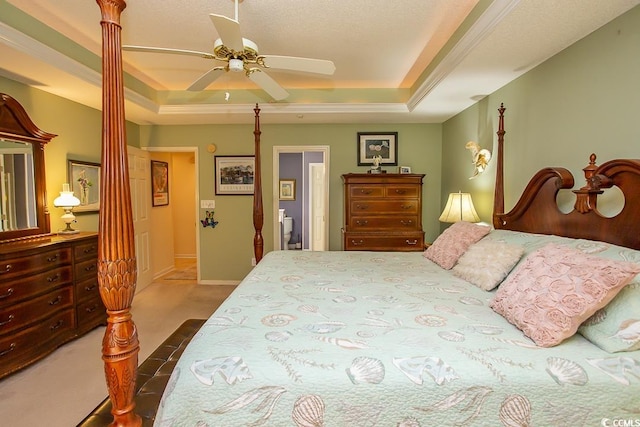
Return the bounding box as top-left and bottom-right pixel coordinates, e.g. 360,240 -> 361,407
251,257 -> 256,266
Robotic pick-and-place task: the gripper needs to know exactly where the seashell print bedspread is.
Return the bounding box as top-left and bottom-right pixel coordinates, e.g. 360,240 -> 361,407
154,248 -> 640,426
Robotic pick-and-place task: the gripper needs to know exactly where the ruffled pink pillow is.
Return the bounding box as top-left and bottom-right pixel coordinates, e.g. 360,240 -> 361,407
490,244 -> 640,347
423,222 -> 490,269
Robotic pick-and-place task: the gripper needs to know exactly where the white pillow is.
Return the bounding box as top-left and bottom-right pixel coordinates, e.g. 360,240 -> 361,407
452,239 -> 524,291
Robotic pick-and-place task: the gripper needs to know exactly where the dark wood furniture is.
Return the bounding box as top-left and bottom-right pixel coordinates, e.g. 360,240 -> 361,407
0,93 -> 56,242
342,173 -> 425,251
78,319 -> 206,427
0,232 -> 103,379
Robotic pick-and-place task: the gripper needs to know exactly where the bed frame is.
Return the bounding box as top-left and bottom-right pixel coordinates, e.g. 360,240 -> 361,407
94,1 -> 640,424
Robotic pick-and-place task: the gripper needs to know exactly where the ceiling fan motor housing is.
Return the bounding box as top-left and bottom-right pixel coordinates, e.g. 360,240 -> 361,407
229,58 -> 244,72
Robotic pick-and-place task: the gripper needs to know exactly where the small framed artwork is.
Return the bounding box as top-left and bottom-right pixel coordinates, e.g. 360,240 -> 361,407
215,155 -> 255,195
68,159 -> 101,213
279,179 -> 296,201
399,166 -> 412,174
151,160 -> 169,207
357,132 -> 398,166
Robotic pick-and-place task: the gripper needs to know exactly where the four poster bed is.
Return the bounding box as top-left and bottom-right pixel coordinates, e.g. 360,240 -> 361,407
93,2 -> 640,426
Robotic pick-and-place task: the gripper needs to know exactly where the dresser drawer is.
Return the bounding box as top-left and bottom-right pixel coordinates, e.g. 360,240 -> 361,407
349,185 -> 385,198
75,276 -> 99,303
350,199 -> 419,214
384,185 -> 420,198
0,308 -> 75,374
0,266 -> 73,308
0,286 -> 73,335
74,239 -> 98,261
344,232 -> 425,251
348,215 -> 420,230
75,258 -> 98,282
0,247 -> 72,281
77,295 -> 106,331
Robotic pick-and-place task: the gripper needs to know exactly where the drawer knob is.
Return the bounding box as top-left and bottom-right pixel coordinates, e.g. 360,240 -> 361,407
83,246 -> 96,254
405,239 -> 418,245
49,295 -> 63,306
394,189 -> 407,194
401,204 -> 413,210
355,204 -> 369,210
47,273 -> 61,283
50,320 -> 64,331
0,343 -> 16,357
0,288 -> 14,300
355,220 -> 369,226
47,254 -> 59,263
359,189 -> 373,194
0,264 -> 12,274
0,314 -> 15,327
351,239 -> 364,246
84,264 -> 96,272
85,304 -> 99,313
400,220 -> 413,226
84,284 -> 97,292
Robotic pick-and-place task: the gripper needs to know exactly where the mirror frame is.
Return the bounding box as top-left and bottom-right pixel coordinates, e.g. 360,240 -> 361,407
0,93 -> 57,242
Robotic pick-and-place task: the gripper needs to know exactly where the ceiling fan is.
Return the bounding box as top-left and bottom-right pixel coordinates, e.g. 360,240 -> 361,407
122,0 -> 335,101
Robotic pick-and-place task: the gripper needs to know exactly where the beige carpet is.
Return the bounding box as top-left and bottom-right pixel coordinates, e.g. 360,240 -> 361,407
0,260 -> 235,427
163,265 -> 197,280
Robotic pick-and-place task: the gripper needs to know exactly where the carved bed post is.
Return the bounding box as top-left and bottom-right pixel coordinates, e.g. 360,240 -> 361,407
253,104 -> 264,262
95,1 -> 141,426
493,103 -> 506,228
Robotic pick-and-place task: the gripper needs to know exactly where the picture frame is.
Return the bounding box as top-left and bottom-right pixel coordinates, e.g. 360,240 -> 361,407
357,132 -> 398,166
151,160 -> 169,207
279,179 -> 296,201
399,166 -> 412,174
215,155 -> 255,195
68,159 -> 101,213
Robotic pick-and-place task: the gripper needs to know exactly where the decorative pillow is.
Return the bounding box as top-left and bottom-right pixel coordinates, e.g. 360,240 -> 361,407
452,240 -> 524,291
578,281 -> 640,352
490,243 -> 640,347
423,222 -> 491,270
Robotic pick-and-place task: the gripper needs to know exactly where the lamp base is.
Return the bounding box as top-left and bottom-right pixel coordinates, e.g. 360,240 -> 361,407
58,229 -> 80,235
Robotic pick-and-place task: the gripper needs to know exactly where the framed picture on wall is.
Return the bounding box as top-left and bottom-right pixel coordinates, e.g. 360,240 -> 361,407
151,160 -> 169,206
215,155 -> 255,195
279,179 -> 296,201
68,159 -> 101,213
357,132 -> 398,166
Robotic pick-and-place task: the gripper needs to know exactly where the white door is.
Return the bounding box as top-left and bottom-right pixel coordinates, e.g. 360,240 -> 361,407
127,146 -> 152,293
309,163 -> 327,251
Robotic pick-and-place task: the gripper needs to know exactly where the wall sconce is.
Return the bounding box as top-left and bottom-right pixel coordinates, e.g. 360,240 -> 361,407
439,192 -> 480,223
53,183 -> 81,234
465,141 -> 491,179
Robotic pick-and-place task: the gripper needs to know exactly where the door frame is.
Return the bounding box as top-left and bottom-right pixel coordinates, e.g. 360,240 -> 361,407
144,146 -> 200,280
272,146 -> 330,251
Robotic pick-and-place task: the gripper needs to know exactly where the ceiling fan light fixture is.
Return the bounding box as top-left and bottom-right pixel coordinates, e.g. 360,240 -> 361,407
229,58 -> 244,72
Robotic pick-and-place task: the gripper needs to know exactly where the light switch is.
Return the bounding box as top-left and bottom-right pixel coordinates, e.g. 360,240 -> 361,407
200,199 -> 215,209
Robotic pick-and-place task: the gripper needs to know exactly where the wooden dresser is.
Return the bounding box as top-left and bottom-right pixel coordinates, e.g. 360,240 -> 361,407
0,232 -> 104,378
342,173 -> 425,251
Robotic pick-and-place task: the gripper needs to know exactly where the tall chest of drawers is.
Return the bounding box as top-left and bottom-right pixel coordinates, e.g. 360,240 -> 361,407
342,173 -> 425,251
0,232 -> 104,378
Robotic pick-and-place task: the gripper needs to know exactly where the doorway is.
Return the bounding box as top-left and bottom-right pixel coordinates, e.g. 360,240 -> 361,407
144,147 -> 200,280
272,146 -> 330,251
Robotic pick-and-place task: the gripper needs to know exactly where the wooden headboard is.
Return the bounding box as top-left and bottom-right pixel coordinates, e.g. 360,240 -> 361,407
492,104 -> 640,250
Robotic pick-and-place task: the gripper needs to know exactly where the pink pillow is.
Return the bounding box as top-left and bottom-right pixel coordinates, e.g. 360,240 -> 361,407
423,222 -> 490,269
490,244 -> 640,347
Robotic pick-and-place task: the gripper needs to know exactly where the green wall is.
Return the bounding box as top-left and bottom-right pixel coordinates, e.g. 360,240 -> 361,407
140,122 -> 442,280
442,5 -> 640,220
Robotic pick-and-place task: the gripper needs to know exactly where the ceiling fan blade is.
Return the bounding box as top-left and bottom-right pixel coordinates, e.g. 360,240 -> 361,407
248,70 -> 289,101
260,55 -> 336,75
209,14 -> 244,52
123,45 -> 216,60
187,67 -> 226,91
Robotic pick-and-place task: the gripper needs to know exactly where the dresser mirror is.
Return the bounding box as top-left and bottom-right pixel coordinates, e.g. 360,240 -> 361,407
0,93 -> 56,241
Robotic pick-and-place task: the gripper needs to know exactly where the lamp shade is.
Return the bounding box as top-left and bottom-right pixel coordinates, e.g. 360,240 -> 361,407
439,192 -> 480,223
53,183 -> 80,208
